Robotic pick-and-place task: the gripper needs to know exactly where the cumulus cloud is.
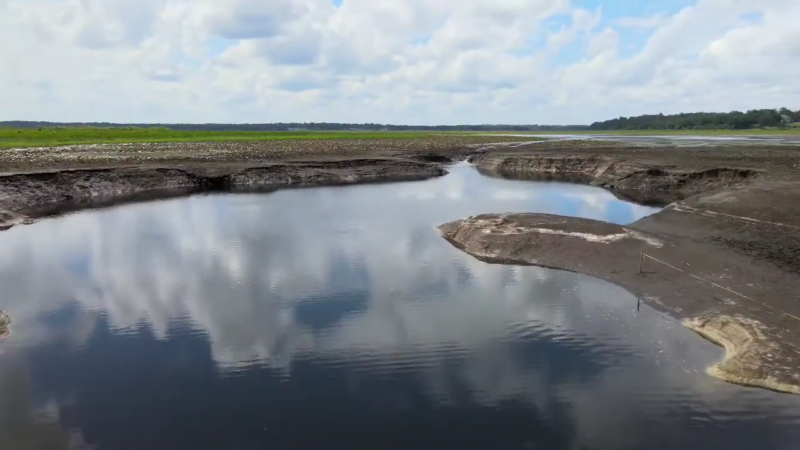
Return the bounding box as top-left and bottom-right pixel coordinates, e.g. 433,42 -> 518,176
0,0 -> 797,124
203,0 -> 310,39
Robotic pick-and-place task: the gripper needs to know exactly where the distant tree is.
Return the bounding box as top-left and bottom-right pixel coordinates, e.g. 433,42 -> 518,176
757,110 -> 782,128
588,108 -> 795,130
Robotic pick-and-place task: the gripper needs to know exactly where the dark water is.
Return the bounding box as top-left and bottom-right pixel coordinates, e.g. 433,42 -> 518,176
0,164 -> 798,450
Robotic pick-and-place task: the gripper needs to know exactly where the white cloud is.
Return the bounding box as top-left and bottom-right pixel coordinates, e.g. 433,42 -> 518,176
546,7 -> 602,53
0,0 -> 798,124
203,0 -> 310,39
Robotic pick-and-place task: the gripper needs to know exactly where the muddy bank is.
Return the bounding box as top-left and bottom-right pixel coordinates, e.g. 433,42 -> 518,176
0,158 -> 447,229
471,153 -> 759,205
441,147 -> 800,394
439,213 -> 800,393
440,142 -> 800,393
469,146 -> 800,269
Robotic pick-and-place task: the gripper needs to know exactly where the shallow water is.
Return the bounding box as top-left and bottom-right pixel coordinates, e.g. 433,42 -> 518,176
0,164 -> 798,450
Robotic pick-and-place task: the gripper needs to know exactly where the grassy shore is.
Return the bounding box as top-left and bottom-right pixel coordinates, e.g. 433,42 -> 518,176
0,127 -> 482,149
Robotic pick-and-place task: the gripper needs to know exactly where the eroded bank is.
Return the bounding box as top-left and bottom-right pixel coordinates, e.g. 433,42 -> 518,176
0,158 -> 448,229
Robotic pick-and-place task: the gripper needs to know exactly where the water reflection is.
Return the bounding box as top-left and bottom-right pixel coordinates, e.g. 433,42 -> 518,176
0,356 -> 92,450
0,166 -> 798,449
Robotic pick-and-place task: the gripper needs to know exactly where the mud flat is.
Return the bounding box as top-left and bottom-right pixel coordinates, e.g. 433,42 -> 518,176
441,144 -> 800,394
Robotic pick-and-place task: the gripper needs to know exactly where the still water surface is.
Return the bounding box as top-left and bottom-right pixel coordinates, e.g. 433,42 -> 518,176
1,164 -> 799,449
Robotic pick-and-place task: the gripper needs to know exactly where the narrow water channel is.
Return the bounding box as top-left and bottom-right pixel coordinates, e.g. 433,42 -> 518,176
0,164 -> 798,449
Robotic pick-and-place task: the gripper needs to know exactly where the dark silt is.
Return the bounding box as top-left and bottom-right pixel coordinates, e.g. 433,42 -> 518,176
0,164 -> 798,450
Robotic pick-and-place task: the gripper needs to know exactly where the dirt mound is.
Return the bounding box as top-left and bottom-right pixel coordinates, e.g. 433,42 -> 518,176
0,311 -> 10,339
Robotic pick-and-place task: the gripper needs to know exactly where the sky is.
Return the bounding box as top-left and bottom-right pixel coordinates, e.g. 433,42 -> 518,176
0,0 -> 798,125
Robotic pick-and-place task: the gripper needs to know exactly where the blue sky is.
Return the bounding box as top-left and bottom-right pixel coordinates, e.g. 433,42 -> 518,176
0,0 -> 796,124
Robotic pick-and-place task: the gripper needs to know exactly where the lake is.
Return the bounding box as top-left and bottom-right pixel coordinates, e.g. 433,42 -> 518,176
0,163 -> 798,449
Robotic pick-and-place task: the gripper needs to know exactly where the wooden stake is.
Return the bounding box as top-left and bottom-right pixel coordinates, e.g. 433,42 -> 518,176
639,250 -> 644,274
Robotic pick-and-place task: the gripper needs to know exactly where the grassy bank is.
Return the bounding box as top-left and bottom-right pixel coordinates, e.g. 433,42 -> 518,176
0,127 -> 472,149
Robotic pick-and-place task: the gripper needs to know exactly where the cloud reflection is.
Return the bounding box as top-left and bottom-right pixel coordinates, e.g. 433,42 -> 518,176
0,166 -> 661,366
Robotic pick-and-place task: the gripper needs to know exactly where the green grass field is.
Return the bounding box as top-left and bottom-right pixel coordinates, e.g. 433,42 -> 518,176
2,126 -> 798,149
0,127 -> 465,149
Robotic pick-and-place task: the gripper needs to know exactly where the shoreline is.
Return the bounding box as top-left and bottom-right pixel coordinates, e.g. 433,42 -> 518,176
0,157 -> 449,230
437,145 -> 800,394
684,316 -> 800,395
438,213 -> 800,394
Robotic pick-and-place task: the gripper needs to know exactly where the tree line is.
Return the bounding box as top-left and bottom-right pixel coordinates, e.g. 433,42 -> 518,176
589,108 -> 800,131
4,108 -> 798,132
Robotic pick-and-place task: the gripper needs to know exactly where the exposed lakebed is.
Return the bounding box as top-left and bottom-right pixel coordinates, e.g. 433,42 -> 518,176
0,164 -> 798,449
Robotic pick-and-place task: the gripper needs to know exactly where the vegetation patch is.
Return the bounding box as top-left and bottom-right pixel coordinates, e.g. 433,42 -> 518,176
587,108 -> 800,131
0,127 -> 542,149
